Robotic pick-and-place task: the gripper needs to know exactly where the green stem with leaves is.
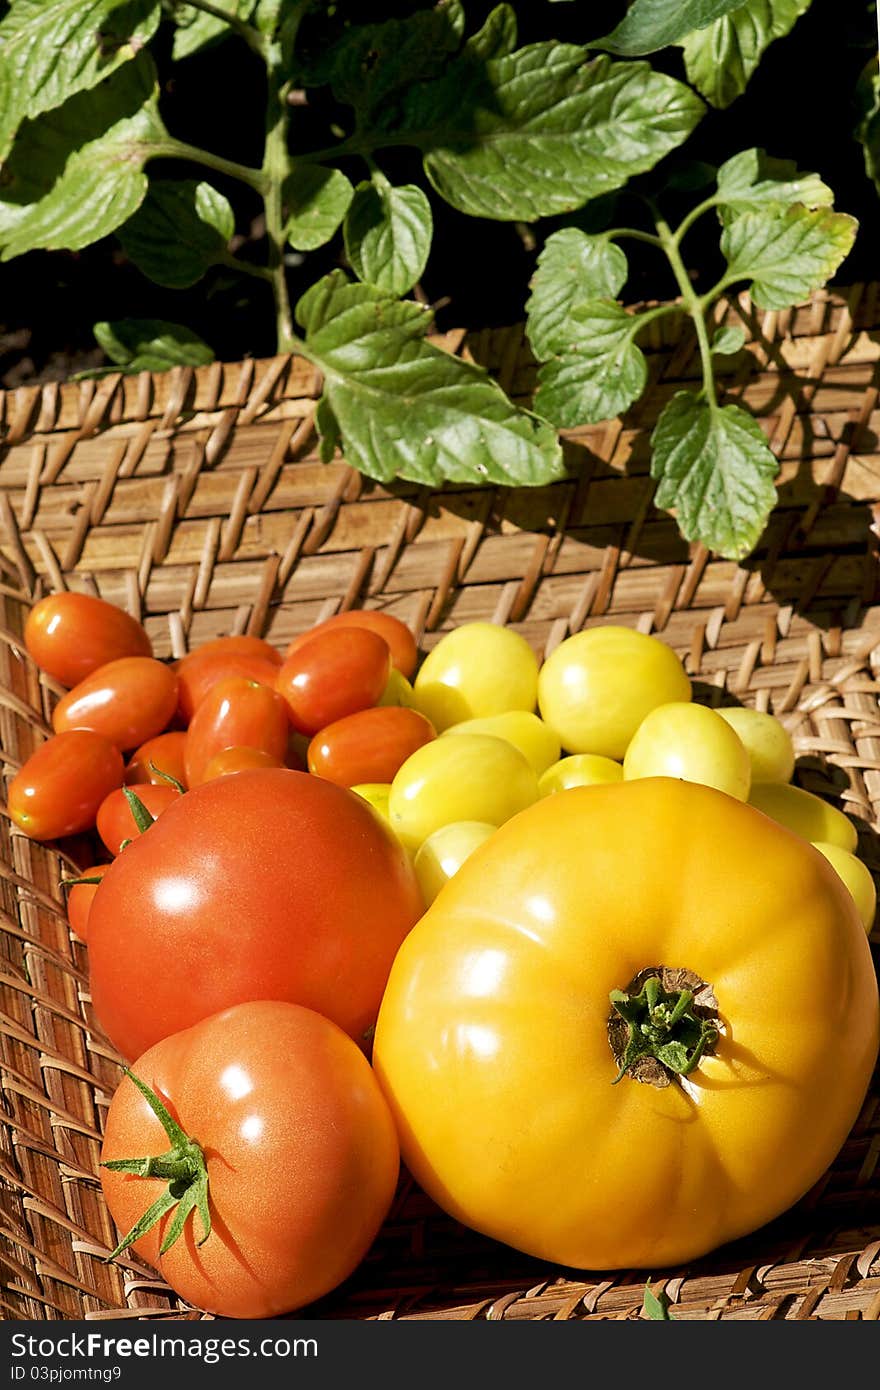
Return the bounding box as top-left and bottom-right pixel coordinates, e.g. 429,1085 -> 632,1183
653,211 -> 718,408
179,0 -> 266,58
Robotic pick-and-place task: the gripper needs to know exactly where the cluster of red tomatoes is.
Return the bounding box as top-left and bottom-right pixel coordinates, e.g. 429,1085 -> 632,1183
10,592 -> 437,1318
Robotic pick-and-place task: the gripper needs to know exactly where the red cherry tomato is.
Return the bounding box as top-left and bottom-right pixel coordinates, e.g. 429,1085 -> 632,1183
202,746 -> 284,781
97,783 -> 183,856
66,863 -> 111,942
184,678 -> 290,787
25,592 -> 152,688
125,731 -> 188,789
8,731 -> 124,840
276,629 -> 392,737
52,658 -> 178,751
100,1001 -> 399,1318
88,769 -> 424,1060
309,706 -> 436,787
286,611 -> 418,680
176,637 -> 283,722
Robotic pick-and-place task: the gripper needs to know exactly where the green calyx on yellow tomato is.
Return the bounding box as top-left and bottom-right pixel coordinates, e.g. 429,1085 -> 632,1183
608,969 -> 719,1086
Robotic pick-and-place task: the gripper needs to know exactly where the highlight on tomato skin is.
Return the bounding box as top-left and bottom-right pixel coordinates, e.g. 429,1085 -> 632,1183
185,677 -> 291,787
175,636 -> 283,722
24,592 -> 152,689
8,730 -> 125,841
52,657 -> 179,752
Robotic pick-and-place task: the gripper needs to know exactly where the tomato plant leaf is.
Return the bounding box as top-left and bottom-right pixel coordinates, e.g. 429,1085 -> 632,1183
681,0 -> 812,110
721,204 -> 857,309
0,56 -> 167,260
0,0 -> 160,161
94,318 -> 215,373
596,0 -> 746,55
297,272 -> 565,487
643,1281 -> 672,1320
171,1 -> 257,61
394,46 -> 704,221
855,61 -> 880,196
533,300 -> 649,428
651,392 -> 779,559
344,179 -> 433,296
118,180 -> 234,287
463,3 -> 518,60
526,227 -> 628,359
716,148 -> 833,217
284,164 -> 354,251
711,324 -> 746,354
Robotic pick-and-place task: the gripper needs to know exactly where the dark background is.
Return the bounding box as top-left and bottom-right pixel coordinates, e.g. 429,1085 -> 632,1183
0,0 -> 877,384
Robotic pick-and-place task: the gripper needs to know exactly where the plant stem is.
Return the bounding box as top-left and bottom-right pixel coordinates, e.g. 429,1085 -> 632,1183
178,0 -> 266,58
263,45 -> 295,352
654,212 -> 718,409
672,194 -> 722,247
154,137 -> 266,194
608,227 -> 664,249
218,249 -> 274,283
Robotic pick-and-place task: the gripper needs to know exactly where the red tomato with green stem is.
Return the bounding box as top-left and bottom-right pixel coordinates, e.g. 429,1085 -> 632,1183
277,628 -> 391,737
8,731 -> 124,840
53,658 -> 178,751
125,731 -> 188,789
286,611 -> 418,680
184,678 -> 290,787
25,592 -> 152,688
309,706 -> 436,787
100,1000 -> 399,1318
176,637 -> 282,722
65,863 -> 111,942
97,784 -> 183,856
87,768 -> 425,1061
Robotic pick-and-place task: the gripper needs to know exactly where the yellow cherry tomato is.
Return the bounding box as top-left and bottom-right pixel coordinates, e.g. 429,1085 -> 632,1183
811,842 -> 876,932
537,626 -> 691,758
374,779 -> 878,1269
350,782 -> 392,822
388,734 -> 539,852
623,702 -> 751,801
379,669 -> 416,708
441,711 -> 561,777
717,707 -> 795,784
414,821 -> 497,906
539,753 -> 623,796
411,623 -> 538,732
749,782 -> 857,852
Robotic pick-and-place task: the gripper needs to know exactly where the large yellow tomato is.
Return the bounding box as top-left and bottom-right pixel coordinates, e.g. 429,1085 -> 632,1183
373,779 -> 879,1269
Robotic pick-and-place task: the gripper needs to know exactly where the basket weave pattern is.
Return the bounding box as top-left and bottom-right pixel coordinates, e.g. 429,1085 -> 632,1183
0,284 -> 879,1320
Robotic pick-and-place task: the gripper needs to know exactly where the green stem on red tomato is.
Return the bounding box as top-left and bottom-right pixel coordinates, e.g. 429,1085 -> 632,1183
122,787 -> 157,835
102,1070 -> 211,1260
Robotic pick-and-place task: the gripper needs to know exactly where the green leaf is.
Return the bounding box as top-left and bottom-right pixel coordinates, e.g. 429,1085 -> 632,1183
172,1 -> 257,61
310,1 -> 464,119
254,0 -> 283,34
533,299 -> 649,428
296,272 -> 565,488
855,62 -> 880,195
0,55 -> 167,260
526,228 -> 628,359
651,392 -> 779,559
118,180 -> 234,287
0,0 -> 160,160
681,1 -> 812,109
284,164 -> 354,251
711,324 -> 746,354
344,179 -> 432,296
94,318 -> 215,373
463,3 -> 518,60
597,0 -> 746,55
396,46 -> 704,221
721,204 -> 857,309
716,148 -> 833,216
643,1282 -> 672,1320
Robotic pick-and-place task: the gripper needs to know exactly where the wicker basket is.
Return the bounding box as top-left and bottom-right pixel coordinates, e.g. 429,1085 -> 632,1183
1,282 -> 879,1322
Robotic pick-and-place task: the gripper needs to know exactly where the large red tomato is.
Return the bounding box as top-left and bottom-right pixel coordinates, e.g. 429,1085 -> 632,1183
100,1001 -> 399,1318
87,769 -> 424,1061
